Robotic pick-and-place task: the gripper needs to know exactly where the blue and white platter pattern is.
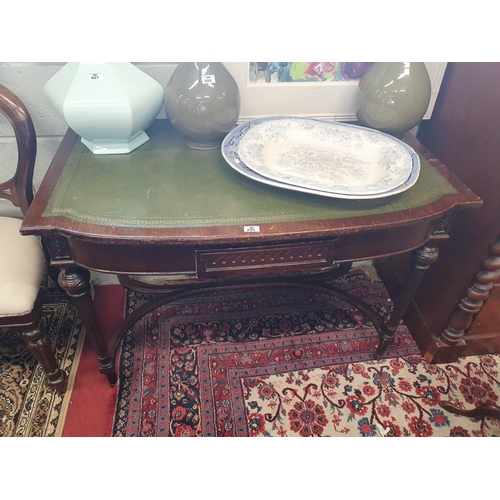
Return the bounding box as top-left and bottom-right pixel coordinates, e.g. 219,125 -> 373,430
221,116 -> 420,200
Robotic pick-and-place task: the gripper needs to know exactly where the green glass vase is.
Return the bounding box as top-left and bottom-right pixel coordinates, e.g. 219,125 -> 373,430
164,62 -> 240,150
356,62 -> 431,136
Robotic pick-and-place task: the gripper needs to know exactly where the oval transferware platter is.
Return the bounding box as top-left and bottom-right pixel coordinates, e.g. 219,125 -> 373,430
222,116 -> 420,199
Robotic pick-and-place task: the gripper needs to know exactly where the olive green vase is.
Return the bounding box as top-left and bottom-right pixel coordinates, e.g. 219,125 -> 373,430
164,62 -> 240,150
356,62 -> 431,136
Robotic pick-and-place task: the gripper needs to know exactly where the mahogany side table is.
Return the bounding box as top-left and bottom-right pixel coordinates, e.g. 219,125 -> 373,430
21,120 -> 481,386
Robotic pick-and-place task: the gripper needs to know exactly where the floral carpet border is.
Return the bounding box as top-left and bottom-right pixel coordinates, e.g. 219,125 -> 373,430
197,328 -> 418,436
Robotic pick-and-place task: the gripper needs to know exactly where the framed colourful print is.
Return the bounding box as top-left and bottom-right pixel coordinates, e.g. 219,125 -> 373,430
223,62 -> 447,123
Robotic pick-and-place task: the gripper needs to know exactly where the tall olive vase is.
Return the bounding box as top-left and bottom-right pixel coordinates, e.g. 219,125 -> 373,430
356,62 -> 431,136
164,62 -> 240,150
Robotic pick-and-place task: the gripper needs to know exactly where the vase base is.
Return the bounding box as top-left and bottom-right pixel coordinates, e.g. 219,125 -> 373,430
185,139 -> 221,150
81,131 -> 150,155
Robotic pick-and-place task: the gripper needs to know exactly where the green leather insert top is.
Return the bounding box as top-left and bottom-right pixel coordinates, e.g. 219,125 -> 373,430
44,120 -> 457,228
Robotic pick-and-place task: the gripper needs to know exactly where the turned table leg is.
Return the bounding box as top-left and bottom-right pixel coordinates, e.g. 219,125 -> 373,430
58,266 -> 117,386
376,243 -> 439,358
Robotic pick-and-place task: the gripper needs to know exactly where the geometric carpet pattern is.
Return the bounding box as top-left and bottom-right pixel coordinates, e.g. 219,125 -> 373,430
111,267 -> 500,437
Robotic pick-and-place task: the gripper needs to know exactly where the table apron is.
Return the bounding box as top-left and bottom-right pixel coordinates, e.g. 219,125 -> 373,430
49,218 -> 440,276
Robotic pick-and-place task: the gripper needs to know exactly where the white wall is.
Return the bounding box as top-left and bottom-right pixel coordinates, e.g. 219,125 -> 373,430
0,62 -> 178,284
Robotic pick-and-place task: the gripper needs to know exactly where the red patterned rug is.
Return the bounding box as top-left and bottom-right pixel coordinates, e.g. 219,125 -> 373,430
112,267 -> 500,437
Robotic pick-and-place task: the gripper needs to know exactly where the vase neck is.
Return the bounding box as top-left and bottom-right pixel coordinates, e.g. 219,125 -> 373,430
192,62 -> 221,70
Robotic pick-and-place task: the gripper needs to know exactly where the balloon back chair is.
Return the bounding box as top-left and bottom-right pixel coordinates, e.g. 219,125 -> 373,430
0,84 -> 67,393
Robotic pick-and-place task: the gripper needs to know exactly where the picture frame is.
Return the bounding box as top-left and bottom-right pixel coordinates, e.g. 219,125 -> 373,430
223,62 -> 448,123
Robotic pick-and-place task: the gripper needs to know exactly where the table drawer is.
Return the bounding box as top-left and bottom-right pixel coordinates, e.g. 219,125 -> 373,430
196,240 -> 337,278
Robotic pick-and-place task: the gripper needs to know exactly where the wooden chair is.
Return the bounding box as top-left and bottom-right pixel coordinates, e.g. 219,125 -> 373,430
0,84 -> 67,392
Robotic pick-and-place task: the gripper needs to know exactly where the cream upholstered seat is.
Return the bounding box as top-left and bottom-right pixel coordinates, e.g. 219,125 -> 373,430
0,217 -> 44,316
0,84 -> 67,392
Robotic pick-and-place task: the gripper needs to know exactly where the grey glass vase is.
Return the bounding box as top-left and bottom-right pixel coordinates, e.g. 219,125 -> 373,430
164,62 -> 241,150
356,62 -> 431,136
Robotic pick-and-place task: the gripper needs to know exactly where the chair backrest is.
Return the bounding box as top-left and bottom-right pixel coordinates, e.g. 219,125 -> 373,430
0,84 -> 37,216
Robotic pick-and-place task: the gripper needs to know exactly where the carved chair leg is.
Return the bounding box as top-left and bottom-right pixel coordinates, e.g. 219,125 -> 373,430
21,320 -> 67,393
58,266 -> 117,386
440,401 -> 500,421
376,243 -> 439,358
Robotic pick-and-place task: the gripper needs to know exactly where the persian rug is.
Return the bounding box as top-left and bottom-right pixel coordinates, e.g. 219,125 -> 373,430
0,289 -> 85,437
112,266 -> 500,437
